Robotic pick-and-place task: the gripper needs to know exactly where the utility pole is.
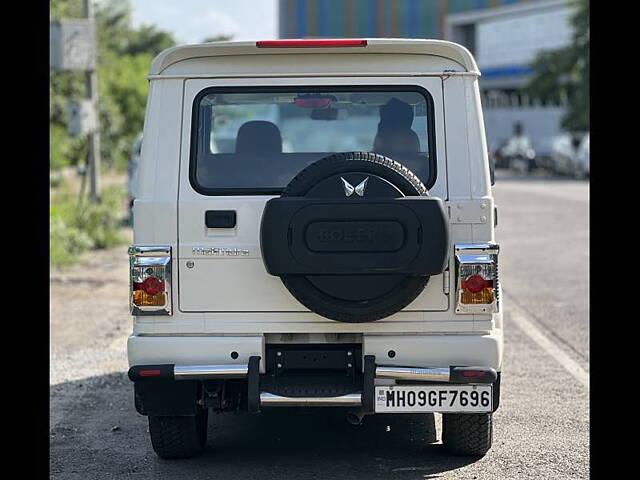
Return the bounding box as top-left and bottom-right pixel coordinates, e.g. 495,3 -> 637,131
83,0 -> 101,203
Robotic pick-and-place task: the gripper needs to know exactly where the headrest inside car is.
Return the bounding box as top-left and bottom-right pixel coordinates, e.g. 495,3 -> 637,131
378,97 -> 414,130
235,121 -> 283,154
373,128 -> 421,156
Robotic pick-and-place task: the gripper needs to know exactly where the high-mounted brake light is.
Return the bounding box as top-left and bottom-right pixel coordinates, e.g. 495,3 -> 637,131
455,244 -> 500,314
294,94 -> 336,109
295,97 -> 332,108
256,39 -> 367,48
129,246 -> 172,315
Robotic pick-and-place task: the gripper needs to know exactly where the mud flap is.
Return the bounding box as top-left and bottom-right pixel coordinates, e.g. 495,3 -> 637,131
134,380 -> 199,416
362,355 -> 376,414
247,356 -> 261,413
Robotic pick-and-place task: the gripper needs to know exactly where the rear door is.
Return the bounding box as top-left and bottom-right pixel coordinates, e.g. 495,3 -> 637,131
177,77 -> 449,313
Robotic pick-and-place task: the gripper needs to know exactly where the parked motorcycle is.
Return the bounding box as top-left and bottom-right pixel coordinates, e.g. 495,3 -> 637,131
494,135 -> 536,175
550,132 -> 589,179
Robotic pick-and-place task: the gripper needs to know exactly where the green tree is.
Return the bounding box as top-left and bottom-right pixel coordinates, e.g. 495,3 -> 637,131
50,0 -> 176,171
94,0 -> 177,169
525,0 -> 589,132
50,0 -> 89,170
201,35 -> 233,43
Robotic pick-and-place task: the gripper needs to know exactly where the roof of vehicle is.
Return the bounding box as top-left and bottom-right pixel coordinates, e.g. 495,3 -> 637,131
149,38 -> 479,77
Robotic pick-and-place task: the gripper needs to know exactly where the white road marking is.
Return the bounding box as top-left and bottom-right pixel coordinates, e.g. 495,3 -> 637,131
506,298 -> 589,390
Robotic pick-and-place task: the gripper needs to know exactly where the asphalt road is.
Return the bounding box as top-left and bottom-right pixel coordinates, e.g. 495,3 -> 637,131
50,171 -> 589,479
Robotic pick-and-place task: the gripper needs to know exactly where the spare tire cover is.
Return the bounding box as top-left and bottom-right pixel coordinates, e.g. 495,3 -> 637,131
260,151 -> 449,323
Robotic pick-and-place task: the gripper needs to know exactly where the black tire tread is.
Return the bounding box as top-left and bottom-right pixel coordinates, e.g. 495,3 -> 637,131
442,413 -> 493,456
283,151 -> 428,197
148,410 -> 208,459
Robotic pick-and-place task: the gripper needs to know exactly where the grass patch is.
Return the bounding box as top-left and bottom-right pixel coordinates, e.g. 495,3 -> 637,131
50,182 -> 127,268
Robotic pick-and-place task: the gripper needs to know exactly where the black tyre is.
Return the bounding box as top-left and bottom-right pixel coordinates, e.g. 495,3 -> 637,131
282,151 -> 427,197
148,408 -> 208,459
442,413 -> 493,456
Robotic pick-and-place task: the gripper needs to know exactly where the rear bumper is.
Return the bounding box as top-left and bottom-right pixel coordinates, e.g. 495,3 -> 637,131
129,363 -> 497,384
127,335 -> 265,371
127,331 -> 502,372
128,357 -> 500,413
128,333 -> 502,415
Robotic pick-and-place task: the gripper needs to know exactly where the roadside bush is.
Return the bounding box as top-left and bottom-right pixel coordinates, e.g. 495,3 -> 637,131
50,185 -> 127,268
50,214 -> 93,267
74,186 -> 127,248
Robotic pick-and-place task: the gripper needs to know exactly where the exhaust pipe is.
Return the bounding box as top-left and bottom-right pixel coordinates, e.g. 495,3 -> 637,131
346,408 -> 365,425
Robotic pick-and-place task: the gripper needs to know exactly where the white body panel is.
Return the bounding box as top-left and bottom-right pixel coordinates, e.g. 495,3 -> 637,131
130,39 -> 502,371
127,335 -> 265,371
127,331 -> 501,373
177,76 -> 449,314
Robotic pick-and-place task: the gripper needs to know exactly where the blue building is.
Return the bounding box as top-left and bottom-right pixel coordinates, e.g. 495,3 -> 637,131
278,0 -> 577,155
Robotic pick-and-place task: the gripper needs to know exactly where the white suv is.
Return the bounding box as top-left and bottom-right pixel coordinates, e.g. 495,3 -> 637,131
127,39 -> 502,459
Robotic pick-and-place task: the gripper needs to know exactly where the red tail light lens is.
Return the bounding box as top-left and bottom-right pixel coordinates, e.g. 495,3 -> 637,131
462,370 -> 487,378
141,277 -> 164,295
256,39 -> 367,48
461,274 -> 493,293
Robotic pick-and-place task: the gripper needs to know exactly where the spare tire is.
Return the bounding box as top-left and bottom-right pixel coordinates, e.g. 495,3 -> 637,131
260,152 -> 449,323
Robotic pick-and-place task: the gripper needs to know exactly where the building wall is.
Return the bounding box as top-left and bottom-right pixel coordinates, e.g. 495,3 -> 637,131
278,0 -> 544,39
278,0 -> 578,153
476,7 -> 573,70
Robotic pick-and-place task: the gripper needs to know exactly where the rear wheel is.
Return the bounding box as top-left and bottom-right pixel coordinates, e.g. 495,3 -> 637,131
442,412 -> 492,456
148,408 -> 208,459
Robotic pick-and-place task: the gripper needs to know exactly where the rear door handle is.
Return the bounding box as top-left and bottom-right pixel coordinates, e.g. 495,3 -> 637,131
205,210 -> 236,228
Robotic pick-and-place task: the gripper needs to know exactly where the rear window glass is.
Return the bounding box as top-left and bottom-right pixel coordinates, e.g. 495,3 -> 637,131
190,87 -> 436,194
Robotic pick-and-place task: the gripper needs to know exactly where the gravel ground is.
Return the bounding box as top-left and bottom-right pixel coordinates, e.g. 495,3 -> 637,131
50,231 -> 132,429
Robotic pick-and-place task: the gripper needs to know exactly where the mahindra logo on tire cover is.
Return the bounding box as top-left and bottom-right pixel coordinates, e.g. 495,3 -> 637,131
341,177 -> 369,196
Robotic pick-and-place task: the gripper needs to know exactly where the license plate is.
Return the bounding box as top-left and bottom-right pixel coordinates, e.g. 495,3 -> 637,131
375,385 -> 492,413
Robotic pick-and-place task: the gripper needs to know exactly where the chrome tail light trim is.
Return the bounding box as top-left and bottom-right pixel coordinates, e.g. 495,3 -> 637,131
128,245 -> 173,316
454,243 -> 500,314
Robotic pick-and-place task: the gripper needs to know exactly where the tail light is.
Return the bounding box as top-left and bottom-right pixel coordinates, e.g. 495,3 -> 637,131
455,243 -> 499,314
128,245 -> 172,315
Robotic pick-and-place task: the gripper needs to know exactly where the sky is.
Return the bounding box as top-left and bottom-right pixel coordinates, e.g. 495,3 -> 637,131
130,0 -> 278,44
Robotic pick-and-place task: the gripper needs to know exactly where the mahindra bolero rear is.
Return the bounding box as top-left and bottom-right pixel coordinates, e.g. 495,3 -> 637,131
127,39 -> 503,459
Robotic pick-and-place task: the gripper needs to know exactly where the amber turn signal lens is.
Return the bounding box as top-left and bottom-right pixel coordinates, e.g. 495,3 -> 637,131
460,287 -> 495,305
132,290 -> 166,307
